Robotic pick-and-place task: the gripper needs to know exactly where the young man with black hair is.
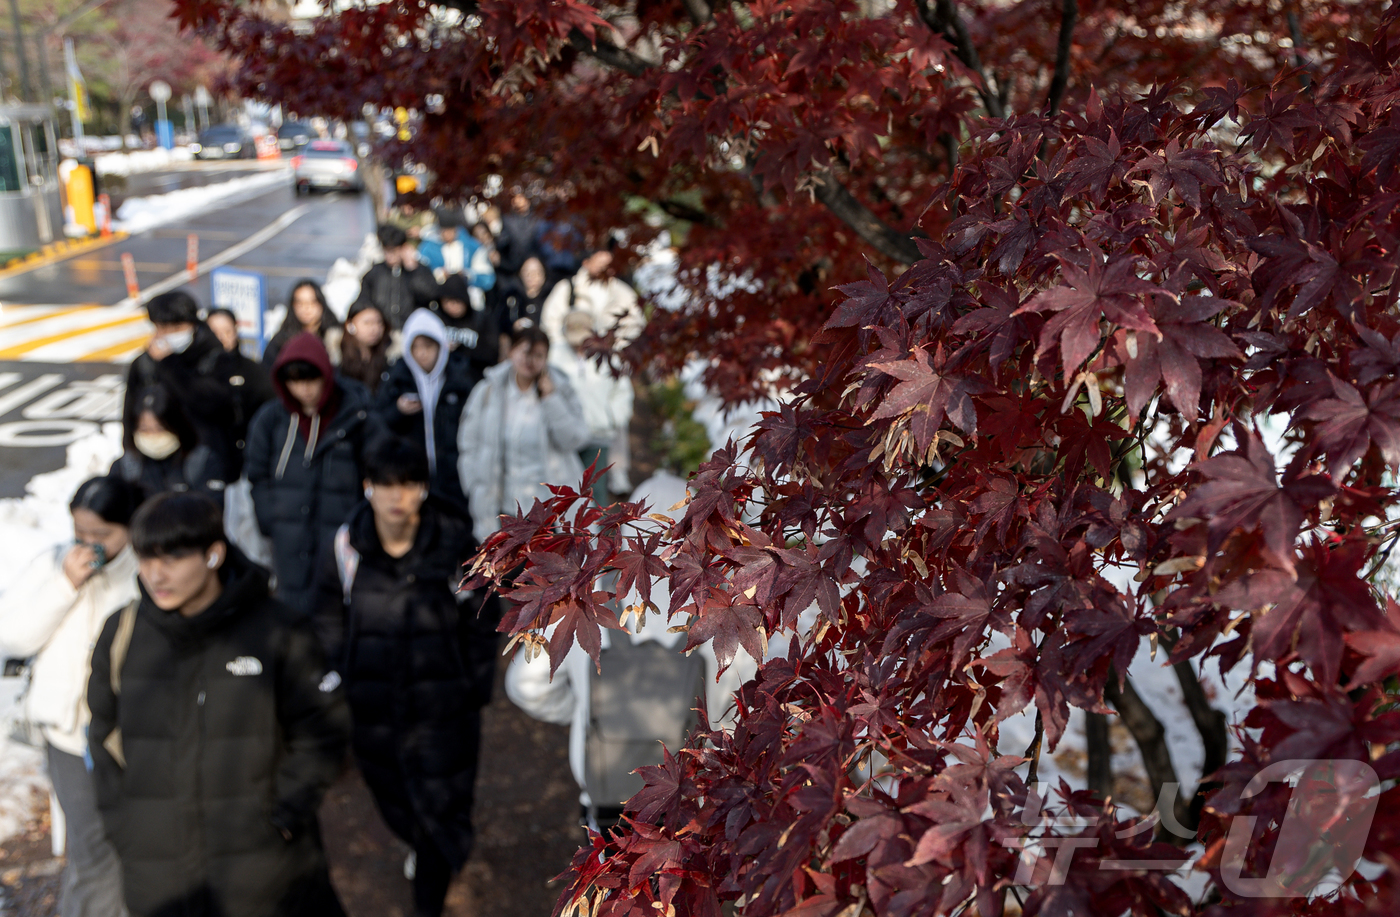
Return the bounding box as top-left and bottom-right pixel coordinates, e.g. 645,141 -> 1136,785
123,291 -> 274,481
87,491 -> 350,917
313,437 -> 495,917
349,224 -> 438,331
246,332 -> 380,617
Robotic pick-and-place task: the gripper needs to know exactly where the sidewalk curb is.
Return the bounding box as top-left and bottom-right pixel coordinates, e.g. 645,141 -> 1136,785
0,234 -> 131,281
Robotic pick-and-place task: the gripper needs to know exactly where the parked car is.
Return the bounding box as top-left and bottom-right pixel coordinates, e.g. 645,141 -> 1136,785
277,121 -> 315,151
193,125 -> 255,160
292,140 -> 365,194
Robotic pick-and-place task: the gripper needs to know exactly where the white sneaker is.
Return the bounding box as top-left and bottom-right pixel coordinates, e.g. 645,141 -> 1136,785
404,850 -> 417,880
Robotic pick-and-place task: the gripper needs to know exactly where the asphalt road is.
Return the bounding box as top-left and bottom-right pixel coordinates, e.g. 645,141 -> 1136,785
0,170 -> 374,308
0,165 -> 376,497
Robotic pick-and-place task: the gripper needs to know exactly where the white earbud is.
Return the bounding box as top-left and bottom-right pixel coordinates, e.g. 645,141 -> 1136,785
206,553 -> 219,569
364,486 -> 374,498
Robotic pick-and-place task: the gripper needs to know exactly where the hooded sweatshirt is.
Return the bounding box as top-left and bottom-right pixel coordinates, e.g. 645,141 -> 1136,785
270,332 -> 342,452
401,309 -> 450,474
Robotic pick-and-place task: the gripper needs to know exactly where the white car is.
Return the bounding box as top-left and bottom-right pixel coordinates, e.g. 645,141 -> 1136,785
292,140 -> 365,194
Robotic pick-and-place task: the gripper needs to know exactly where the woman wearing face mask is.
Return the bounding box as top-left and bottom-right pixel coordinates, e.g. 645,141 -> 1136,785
456,325 -> 590,541
262,280 -> 344,369
339,301 -> 401,395
372,309 -> 475,510
0,475 -> 143,917
114,384 -> 227,498
122,291 -> 240,476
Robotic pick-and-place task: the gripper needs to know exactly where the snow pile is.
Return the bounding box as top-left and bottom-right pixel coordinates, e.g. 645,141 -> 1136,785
0,424 -> 124,844
114,168 -> 290,235
94,146 -> 195,177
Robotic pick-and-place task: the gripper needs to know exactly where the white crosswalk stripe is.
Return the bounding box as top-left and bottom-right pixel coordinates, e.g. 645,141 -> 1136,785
0,304 -> 151,363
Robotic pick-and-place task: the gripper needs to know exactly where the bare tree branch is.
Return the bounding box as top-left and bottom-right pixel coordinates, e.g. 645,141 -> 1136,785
1045,0 -> 1077,115
811,169 -> 922,263
913,0 -> 1005,119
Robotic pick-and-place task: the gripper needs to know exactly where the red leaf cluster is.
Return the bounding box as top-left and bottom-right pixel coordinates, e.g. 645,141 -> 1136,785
185,1 -> 1400,913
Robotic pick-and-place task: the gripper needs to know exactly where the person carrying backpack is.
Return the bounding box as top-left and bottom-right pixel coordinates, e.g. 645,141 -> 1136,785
504,472 -> 757,831
312,437 -> 495,917
86,492 -> 350,917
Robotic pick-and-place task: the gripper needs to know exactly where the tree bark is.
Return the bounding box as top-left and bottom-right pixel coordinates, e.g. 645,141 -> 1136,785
1104,677 -> 1191,842
1085,711 -> 1112,799
811,169 -> 921,264
1045,0 -> 1077,115
913,0 -> 1005,119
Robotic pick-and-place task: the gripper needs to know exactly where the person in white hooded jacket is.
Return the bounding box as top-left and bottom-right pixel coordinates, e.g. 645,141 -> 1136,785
0,475 -> 143,917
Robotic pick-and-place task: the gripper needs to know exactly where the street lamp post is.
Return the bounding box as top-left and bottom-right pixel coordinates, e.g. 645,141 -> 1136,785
150,80 -> 172,150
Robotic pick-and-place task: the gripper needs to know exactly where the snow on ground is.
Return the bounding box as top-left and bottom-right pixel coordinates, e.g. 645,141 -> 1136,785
0,424 -> 124,844
114,168 -> 290,236
93,146 -> 196,177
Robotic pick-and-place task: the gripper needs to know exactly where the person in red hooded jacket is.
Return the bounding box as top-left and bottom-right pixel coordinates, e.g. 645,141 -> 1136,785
245,332 -> 382,616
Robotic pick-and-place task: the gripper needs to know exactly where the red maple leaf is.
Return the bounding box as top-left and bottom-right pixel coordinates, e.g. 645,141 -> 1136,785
1019,249 -> 1164,377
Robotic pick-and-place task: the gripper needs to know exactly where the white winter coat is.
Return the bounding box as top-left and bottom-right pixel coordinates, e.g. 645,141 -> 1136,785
457,360 -> 591,541
540,269 -> 645,349
0,544 -> 139,756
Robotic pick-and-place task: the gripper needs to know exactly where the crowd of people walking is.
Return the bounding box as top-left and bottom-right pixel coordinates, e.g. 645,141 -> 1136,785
0,200 -> 663,917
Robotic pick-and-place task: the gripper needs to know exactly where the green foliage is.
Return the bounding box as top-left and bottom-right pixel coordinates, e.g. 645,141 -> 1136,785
639,377 -> 710,478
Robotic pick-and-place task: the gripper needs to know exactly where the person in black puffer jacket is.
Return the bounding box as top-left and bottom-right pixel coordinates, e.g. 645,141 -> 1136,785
313,438 -> 497,917
123,291 -> 242,476
246,332 -> 381,616
370,309 -> 474,511
87,492 -> 350,917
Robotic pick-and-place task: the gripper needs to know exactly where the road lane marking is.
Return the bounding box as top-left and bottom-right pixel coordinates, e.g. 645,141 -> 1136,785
117,203 -> 314,308
0,305 -> 100,329
0,313 -> 148,359
76,334 -> 152,363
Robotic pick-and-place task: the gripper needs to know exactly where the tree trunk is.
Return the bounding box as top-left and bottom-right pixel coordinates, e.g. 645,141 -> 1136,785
1104,677 -> 1193,843
1085,711 -> 1112,799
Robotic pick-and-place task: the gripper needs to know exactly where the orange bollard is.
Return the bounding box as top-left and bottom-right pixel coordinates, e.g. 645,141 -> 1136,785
121,252 -> 139,300
99,193 -> 112,238
187,234 -> 199,280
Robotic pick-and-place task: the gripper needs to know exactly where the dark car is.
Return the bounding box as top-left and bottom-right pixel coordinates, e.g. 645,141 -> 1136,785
194,125 -> 255,160
277,121 -> 315,151
292,140 -> 365,194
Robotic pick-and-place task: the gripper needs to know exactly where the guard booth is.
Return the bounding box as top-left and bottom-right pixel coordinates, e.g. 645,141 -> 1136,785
0,105 -> 62,251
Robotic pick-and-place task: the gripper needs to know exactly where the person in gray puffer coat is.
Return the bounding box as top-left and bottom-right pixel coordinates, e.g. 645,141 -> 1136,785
456,325 -> 590,541
246,332 -> 382,616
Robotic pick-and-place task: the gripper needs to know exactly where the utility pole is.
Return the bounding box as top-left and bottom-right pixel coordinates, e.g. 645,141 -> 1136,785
7,0 -> 33,101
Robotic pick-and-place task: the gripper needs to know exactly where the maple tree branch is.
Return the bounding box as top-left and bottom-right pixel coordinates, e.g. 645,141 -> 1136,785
1023,709 -> 1044,786
567,28 -> 655,77
1104,677 -> 1191,842
913,0 -> 1006,119
1085,711 -> 1111,797
812,168 -> 922,264
1045,0 -> 1077,115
